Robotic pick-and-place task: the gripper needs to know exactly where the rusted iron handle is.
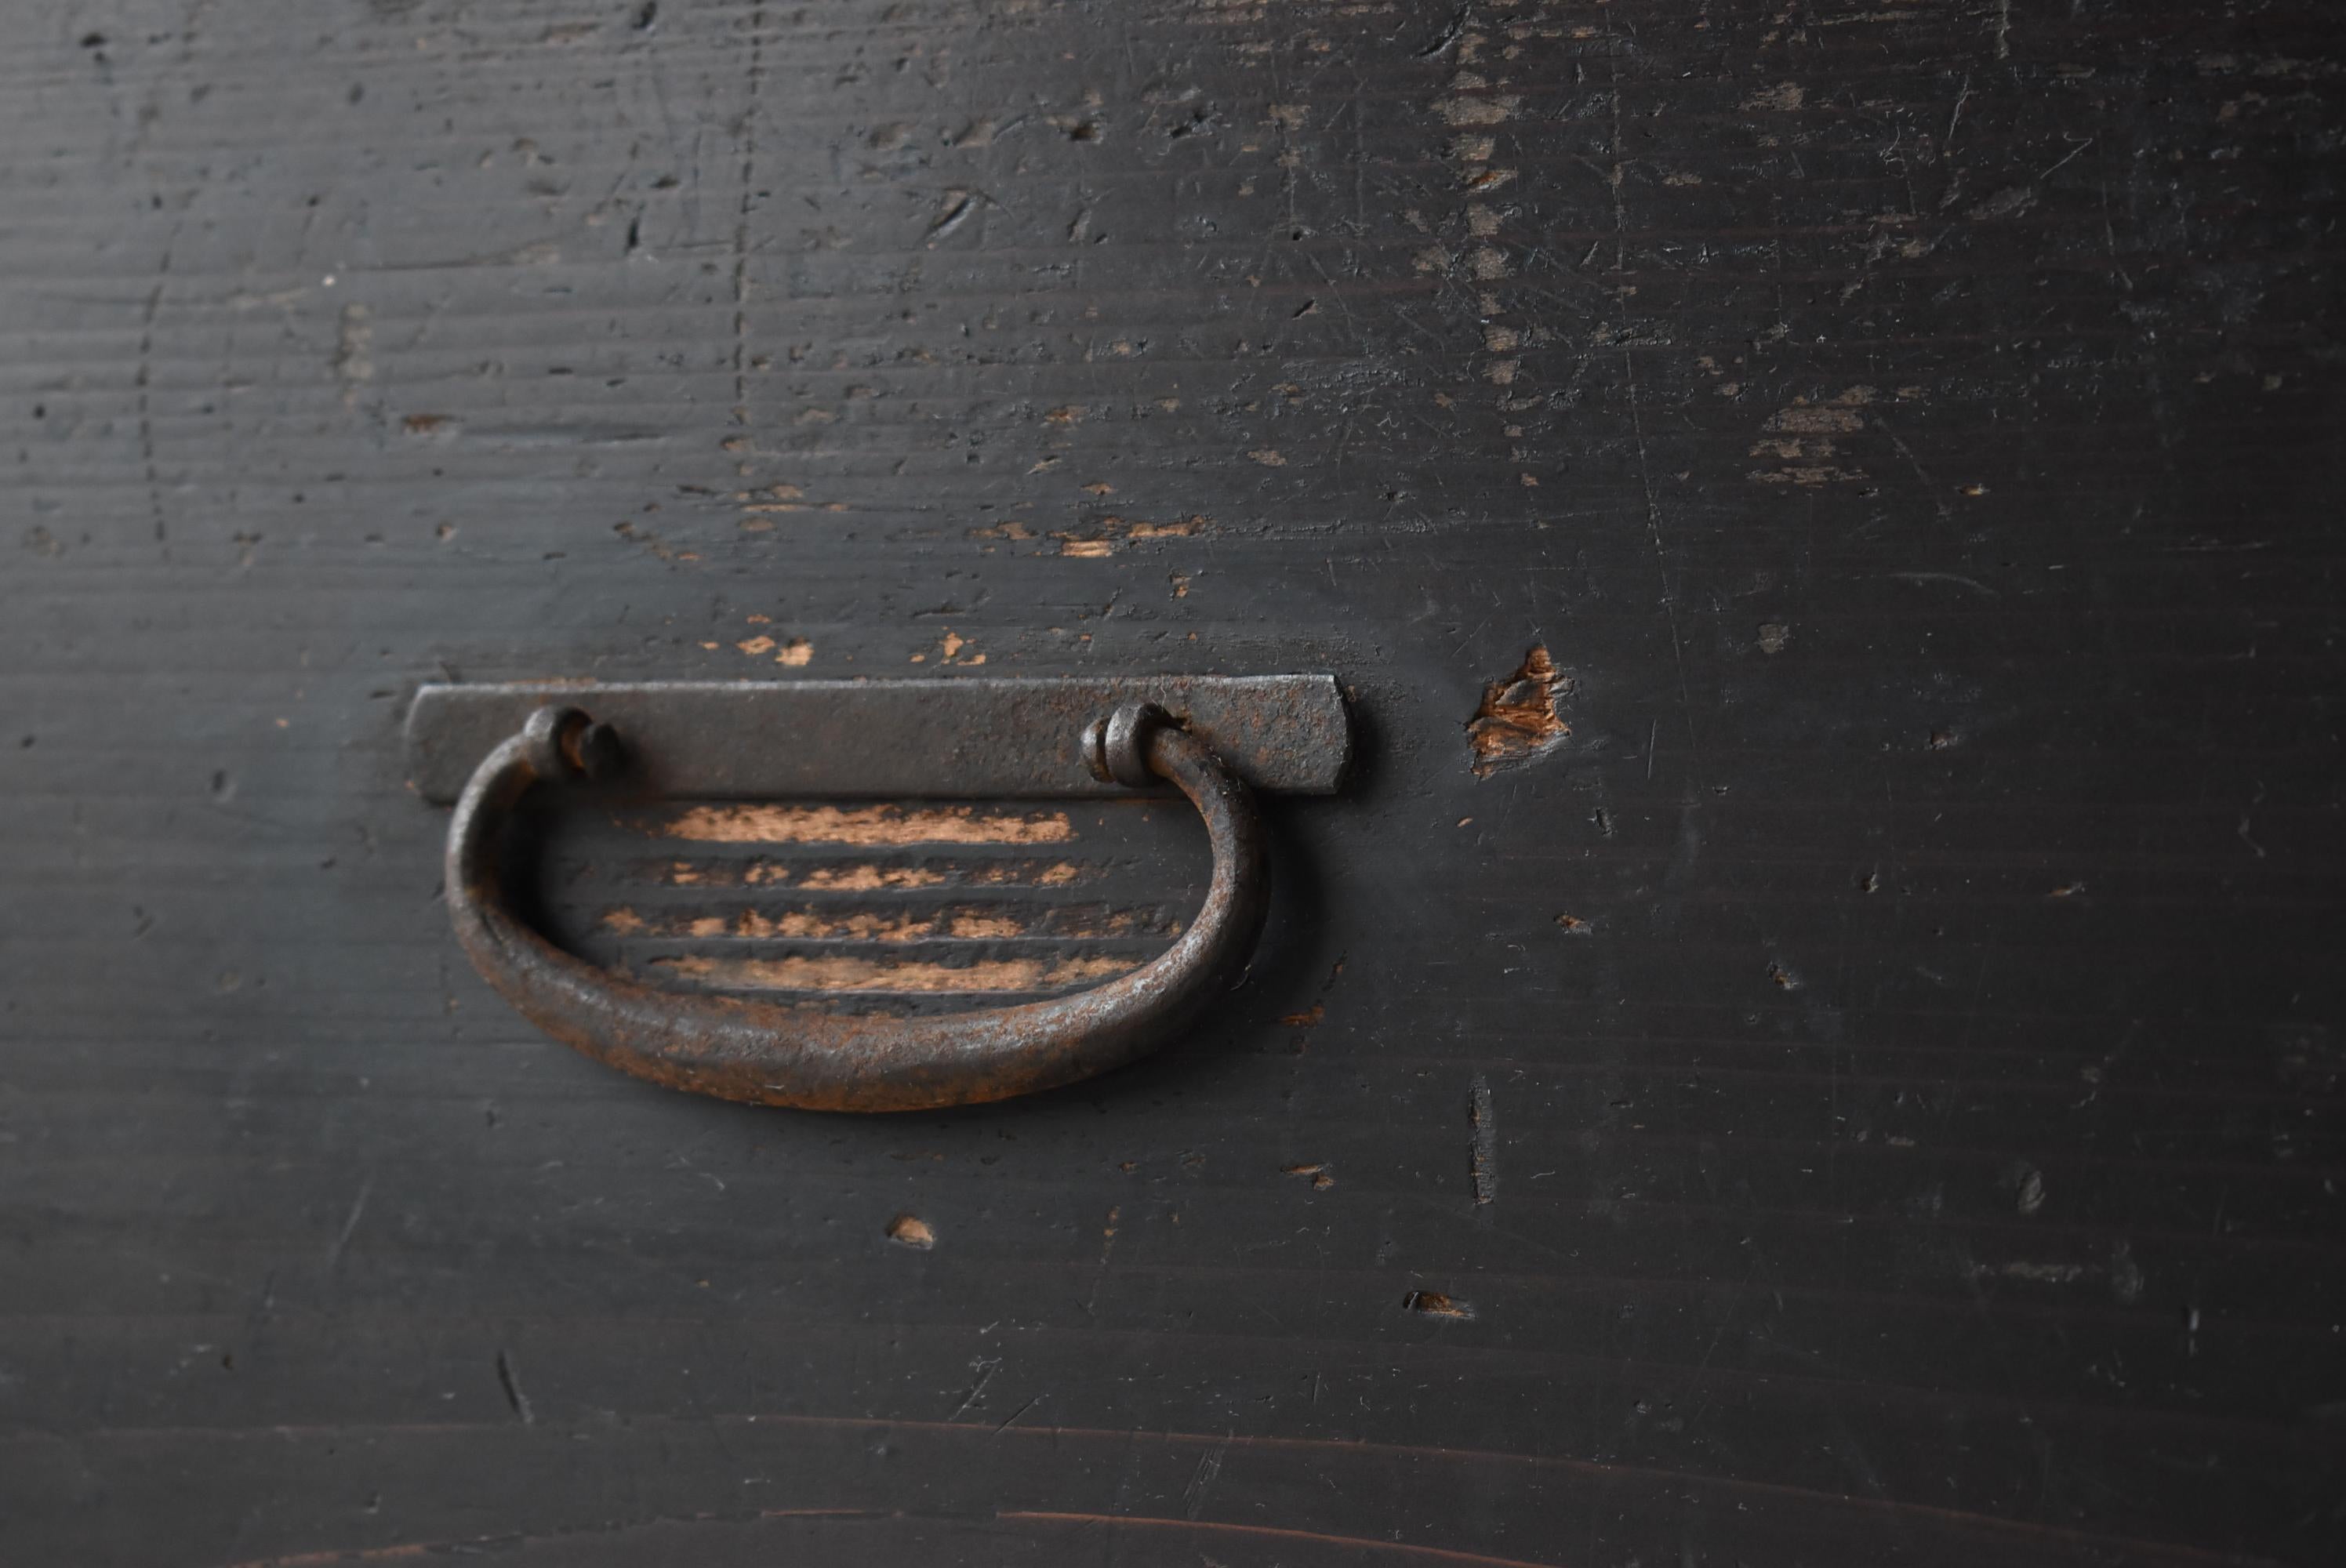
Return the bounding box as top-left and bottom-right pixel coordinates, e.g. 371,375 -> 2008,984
445,702 -> 1269,1112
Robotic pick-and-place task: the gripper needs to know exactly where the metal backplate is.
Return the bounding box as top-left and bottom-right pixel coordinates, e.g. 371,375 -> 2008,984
406,676 -> 1349,804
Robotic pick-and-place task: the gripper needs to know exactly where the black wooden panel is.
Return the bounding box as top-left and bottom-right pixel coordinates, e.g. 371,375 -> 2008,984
2,1 -> 2341,1564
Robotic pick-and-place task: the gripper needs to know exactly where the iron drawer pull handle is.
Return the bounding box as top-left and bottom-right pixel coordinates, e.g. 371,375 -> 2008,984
445,702 -> 1269,1112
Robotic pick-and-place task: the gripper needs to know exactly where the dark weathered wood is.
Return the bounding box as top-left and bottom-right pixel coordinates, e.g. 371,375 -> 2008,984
3,0 -> 2341,1563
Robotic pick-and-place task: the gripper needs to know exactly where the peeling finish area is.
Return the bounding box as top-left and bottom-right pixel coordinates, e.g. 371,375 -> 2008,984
601,902 -> 1172,942
540,789 -> 1200,1011
652,953 -> 1140,995
663,803 -> 1076,847
1465,645 -> 1571,776
886,1214 -> 937,1250
514,714 -> 1219,1014
5,0 -> 2342,1563
653,856 -> 1088,891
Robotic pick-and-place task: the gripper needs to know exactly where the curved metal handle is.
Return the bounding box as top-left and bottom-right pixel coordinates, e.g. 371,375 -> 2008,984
445,702 -> 1269,1112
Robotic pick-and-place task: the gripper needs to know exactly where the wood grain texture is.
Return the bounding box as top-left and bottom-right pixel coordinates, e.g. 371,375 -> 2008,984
2,0 -> 2341,1563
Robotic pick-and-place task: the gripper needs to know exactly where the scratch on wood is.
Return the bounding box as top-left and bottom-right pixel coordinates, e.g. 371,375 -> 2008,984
494,1348 -> 535,1424
926,188 -> 976,244
1469,1074 -> 1497,1207
999,1515 -> 1556,1568
135,233 -> 178,545
1625,354 -> 1697,756
1181,1441 -> 1226,1518
325,1174 -> 372,1267
729,6 -> 768,426
991,1392 -> 1044,1434
947,1356 -> 997,1419
1887,571 -> 1999,598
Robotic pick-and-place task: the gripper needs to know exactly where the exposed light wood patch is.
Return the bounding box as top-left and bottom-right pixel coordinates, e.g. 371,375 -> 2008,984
794,863 -> 951,889
600,903 -> 1164,941
885,1214 -> 935,1250
946,912 -> 1026,939
612,908 -> 941,942
664,804 -> 1076,845
1466,644 -> 1571,776
656,857 -> 1088,889
652,953 -> 1138,993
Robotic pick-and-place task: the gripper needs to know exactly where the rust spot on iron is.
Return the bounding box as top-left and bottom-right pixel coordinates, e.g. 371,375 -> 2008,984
1466,644 -> 1570,776
1281,1162 -> 1335,1189
1404,1290 -> 1476,1319
885,1214 -> 935,1249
